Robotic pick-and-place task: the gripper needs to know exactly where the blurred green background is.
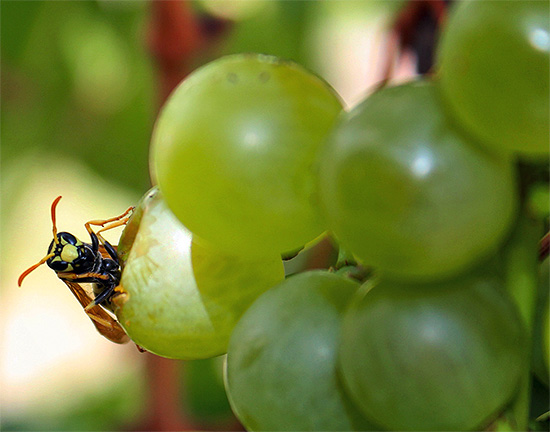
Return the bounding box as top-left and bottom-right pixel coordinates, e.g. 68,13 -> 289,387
1,1 -> 406,430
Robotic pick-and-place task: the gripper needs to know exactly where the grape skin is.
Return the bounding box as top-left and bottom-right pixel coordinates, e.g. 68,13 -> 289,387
437,0 -> 550,156
339,271 -> 525,431
151,54 -> 343,256
318,81 -> 517,281
225,271 -> 376,431
116,188 -> 284,359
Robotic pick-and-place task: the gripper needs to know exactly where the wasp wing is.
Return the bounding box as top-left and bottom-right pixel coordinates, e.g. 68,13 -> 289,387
98,244 -> 111,259
61,279 -> 129,344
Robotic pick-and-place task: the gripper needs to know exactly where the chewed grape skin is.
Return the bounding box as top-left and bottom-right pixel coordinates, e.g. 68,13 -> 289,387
116,187 -> 284,360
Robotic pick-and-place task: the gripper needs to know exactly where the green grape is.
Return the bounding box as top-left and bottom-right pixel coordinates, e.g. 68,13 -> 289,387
225,271 -> 376,431
339,271 -> 525,431
318,81 -> 517,281
115,187 -> 284,360
151,53 -> 343,256
437,0 -> 549,157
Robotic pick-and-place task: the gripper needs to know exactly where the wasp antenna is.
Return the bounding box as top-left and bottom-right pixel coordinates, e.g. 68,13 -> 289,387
18,252 -> 55,287
51,196 -> 62,244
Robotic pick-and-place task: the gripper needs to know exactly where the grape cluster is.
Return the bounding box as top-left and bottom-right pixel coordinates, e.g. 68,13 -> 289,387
116,1 -> 549,430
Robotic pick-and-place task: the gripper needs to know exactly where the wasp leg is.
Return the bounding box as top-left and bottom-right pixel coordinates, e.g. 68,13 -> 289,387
90,284 -> 116,308
85,208 -> 133,259
60,272 -> 110,281
114,285 -> 127,295
96,216 -> 132,235
85,229 -> 116,261
111,286 -> 129,310
96,218 -> 131,260
95,237 -> 118,261
84,207 -> 133,234
135,344 -> 147,353
92,216 -> 132,247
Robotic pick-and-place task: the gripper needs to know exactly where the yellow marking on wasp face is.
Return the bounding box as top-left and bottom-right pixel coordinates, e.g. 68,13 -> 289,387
50,255 -> 73,272
61,244 -> 79,262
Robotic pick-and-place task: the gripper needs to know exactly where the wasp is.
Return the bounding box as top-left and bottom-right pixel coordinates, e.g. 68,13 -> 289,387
18,196 -> 133,344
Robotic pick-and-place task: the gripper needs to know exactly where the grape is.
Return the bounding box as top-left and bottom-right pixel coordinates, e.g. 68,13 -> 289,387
151,53 -> 343,256
437,0 -> 549,157
339,270 -> 525,431
317,80 -> 517,281
225,271 -> 376,431
115,187 -> 284,360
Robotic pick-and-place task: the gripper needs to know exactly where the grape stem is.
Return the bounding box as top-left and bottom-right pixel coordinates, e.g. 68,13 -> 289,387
136,355 -> 193,431
379,0 -> 449,85
147,0 -> 231,102
330,246 -> 372,284
140,2 -> 232,431
539,232 -> 549,261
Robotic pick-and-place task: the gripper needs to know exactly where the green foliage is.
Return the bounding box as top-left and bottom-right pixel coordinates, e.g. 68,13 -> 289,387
185,357 -> 234,423
1,0 -> 154,192
1,375 -> 144,431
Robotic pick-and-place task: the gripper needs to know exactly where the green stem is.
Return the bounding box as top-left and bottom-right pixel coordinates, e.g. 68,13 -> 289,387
503,214 -> 541,431
335,246 -> 358,269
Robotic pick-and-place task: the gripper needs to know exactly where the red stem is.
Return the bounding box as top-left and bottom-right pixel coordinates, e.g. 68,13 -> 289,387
138,1 -> 230,430
148,0 -> 203,102
380,0 -> 448,83
540,232 -> 549,261
134,355 -> 193,431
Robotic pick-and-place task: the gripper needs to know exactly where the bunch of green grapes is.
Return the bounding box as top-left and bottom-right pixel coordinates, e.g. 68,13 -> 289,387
115,2 -> 549,429
116,54 -> 343,359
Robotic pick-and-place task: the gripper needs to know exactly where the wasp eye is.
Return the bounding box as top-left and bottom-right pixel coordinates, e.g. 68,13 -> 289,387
58,232 -> 77,245
47,258 -> 69,272
47,240 -> 56,255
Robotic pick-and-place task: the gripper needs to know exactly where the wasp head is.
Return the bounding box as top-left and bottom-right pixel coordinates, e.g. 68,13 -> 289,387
46,232 -> 95,273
